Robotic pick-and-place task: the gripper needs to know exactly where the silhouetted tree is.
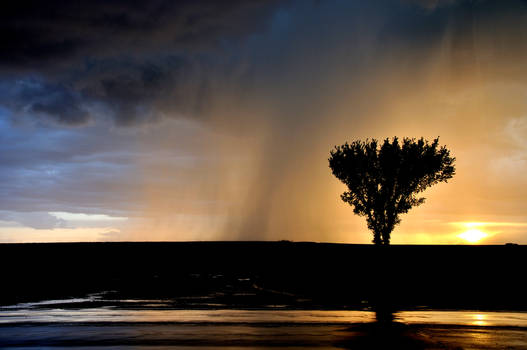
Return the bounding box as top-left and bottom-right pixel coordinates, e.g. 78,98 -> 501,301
329,137 -> 455,245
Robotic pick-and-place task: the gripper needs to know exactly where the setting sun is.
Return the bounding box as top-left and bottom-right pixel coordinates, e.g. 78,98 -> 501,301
459,229 -> 488,244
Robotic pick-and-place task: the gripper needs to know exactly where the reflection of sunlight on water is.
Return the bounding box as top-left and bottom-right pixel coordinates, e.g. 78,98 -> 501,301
1,306 -> 527,327
0,309 -> 376,324
397,311 -> 527,327
472,313 -> 487,326
471,329 -> 493,346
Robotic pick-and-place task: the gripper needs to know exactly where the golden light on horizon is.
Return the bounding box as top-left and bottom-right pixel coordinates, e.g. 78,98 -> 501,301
458,228 -> 488,244
454,222 -> 494,244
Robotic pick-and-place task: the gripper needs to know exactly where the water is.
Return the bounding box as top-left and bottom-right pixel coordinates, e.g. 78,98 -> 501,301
2,296 -> 527,326
398,310 -> 527,327
2,306 -> 527,327
2,297 -> 527,349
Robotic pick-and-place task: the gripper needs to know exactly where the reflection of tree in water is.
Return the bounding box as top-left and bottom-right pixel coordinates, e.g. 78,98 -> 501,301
375,304 -> 395,324
335,266 -> 435,349
338,309 -> 433,350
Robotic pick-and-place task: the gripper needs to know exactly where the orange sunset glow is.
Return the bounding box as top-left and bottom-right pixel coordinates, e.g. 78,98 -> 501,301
459,228 -> 488,244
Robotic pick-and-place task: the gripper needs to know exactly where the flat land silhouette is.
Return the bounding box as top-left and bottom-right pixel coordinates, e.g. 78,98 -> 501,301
1,241 -> 525,310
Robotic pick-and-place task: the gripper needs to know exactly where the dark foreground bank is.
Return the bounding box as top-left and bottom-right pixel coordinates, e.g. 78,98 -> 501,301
1,241 -> 526,310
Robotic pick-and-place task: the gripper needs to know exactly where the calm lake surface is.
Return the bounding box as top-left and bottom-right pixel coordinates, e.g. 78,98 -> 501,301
2,297 -> 527,349
2,306 -> 527,327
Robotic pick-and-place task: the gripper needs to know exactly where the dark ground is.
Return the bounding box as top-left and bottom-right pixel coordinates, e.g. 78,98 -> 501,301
1,241 -> 525,311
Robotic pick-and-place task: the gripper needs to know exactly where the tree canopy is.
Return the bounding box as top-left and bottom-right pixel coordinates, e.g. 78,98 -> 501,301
329,137 -> 455,245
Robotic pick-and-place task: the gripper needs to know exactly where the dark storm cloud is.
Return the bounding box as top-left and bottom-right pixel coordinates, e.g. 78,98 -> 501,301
2,0 -> 527,126
377,0 -> 527,63
0,0 -> 286,125
0,0 -> 284,70
76,56 -> 211,125
0,78 -> 91,125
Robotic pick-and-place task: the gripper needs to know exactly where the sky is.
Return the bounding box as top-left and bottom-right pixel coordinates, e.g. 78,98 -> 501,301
1,0 -> 527,244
